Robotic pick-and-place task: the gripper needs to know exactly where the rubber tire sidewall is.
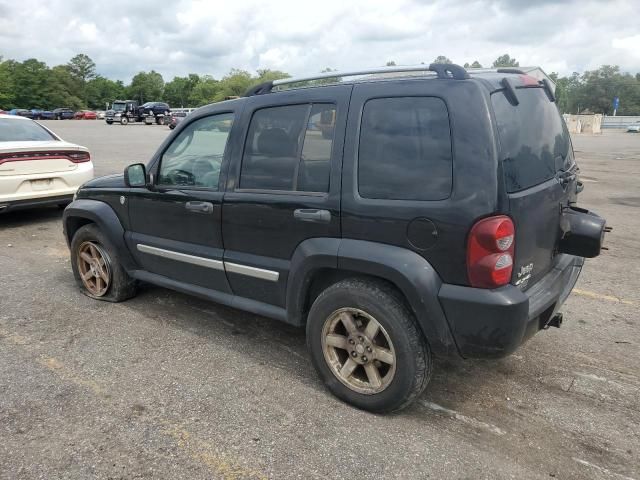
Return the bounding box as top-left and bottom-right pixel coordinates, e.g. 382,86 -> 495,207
307,278 -> 432,413
70,223 -> 136,302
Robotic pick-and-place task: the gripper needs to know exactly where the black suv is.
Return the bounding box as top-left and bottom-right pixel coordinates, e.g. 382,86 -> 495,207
63,64 -> 607,412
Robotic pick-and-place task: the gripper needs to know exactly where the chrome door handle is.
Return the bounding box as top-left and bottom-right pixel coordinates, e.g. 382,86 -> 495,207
293,209 -> 331,223
185,201 -> 213,214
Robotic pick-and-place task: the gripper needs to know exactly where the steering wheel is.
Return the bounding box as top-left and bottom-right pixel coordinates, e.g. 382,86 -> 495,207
168,169 -> 195,186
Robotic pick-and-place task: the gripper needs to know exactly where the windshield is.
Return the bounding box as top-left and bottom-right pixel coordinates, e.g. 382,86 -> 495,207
0,119 -> 57,141
112,103 -> 126,112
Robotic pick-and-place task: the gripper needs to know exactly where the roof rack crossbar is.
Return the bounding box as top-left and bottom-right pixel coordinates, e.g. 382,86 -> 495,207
242,63 -> 471,96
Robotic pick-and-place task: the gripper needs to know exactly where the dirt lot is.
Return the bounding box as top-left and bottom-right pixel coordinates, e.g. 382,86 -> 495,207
1,121 -> 638,479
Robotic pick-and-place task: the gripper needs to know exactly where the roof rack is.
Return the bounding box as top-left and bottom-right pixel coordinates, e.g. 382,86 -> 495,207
243,63 -> 470,97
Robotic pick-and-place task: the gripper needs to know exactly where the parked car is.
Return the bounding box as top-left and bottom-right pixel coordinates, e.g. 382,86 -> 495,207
40,110 -> 55,120
627,122 -> 640,132
95,110 -> 106,120
30,109 -> 43,120
53,108 -> 75,120
62,64 -> 608,413
168,111 -> 187,129
8,109 -> 34,119
0,114 -> 94,212
74,110 -> 97,120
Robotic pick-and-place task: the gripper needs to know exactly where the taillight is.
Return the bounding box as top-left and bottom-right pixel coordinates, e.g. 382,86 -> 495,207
0,150 -> 90,165
467,215 -> 515,288
66,151 -> 91,163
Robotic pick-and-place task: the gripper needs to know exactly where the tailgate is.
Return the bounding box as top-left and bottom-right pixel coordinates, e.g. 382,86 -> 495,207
492,84 -> 578,289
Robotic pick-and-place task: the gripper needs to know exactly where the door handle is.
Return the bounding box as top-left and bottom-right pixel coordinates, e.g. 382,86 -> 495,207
293,209 -> 331,223
185,201 -> 214,214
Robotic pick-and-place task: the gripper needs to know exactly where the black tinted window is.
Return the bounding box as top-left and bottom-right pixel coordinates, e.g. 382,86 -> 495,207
240,103 -> 335,192
358,97 -> 452,201
492,87 -> 571,193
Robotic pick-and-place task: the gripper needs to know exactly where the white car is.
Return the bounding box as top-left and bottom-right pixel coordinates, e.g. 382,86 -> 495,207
0,114 -> 94,212
627,122 -> 640,132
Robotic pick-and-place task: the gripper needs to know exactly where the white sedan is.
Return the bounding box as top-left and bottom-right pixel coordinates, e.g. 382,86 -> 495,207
0,114 -> 94,212
627,122 -> 640,133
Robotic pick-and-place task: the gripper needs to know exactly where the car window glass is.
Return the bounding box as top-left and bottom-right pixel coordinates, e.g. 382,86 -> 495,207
158,113 -> 234,189
240,103 -> 335,192
492,88 -> 571,193
0,119 -> 56,141
358,97 -> 452,201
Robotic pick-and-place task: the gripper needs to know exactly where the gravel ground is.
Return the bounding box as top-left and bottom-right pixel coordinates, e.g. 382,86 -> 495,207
0,121 -> 638,479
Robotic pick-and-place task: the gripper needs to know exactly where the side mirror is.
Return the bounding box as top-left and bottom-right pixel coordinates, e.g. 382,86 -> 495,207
124,163 -> 147,187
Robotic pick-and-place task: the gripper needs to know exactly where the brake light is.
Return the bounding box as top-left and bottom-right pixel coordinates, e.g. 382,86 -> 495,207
0,150 -> 90,165
467,215 -> 515,288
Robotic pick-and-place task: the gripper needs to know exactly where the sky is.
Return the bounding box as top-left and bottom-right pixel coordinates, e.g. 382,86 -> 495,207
0,0 -> 639,82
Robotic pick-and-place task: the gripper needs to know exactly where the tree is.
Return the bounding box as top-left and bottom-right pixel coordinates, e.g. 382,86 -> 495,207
127,70 -> 164,103
492,54 -> 519,68
46,66 -> 83,110
11,59 -> 50,108
433,55 -> 452,64
67,54 -> 96,84
0,57 -> 15,108
188,75 -> 220,106
214,69 -> 253,100
164,74 -> 200,107
86,76 -> 126,109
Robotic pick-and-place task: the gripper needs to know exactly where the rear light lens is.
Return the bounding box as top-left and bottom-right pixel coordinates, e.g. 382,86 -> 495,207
467,215 -> 515,288
0,150 -> 90,165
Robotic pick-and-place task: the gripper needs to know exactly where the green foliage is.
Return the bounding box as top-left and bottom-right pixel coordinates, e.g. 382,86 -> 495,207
85,76 -> 126,110
492,54 -> 519,68
2,53 -> 640,115
433,55 -> 452,64
127,70 -> 165,104
463,60 -> 483,69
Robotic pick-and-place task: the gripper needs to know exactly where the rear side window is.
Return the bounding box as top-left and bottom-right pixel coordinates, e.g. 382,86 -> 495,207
240,103 -> 335,192
358,97 -> 452,201
492,87 -> 571,193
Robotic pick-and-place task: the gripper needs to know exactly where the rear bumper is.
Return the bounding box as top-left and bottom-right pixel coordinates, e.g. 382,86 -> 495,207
438,254 -> 584,358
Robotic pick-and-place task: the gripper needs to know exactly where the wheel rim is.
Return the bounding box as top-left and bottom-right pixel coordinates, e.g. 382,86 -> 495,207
321,307 -> 396,395
77,241 -> 111,296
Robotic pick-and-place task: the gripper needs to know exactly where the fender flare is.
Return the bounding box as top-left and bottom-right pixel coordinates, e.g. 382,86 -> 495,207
286,238 -> 456,356
62,199 -> 137,271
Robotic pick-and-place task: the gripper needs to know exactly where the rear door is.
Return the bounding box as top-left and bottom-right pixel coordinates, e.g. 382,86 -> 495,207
492,85 -> 578,288
222,85 -> 350,307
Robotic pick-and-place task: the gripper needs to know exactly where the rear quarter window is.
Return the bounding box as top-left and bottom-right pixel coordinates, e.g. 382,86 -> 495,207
492,87 -> 571,193
358,96 -> 452,201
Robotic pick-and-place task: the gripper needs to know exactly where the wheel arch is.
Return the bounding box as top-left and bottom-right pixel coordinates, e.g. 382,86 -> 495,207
63,199 -> 137,271
286,238 -> 457,356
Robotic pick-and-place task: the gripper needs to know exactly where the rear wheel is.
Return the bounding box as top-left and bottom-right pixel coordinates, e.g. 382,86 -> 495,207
307,278 -> 432,413
70,224 -> 137,302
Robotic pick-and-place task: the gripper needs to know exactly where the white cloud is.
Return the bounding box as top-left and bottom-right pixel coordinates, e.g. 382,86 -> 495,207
0,0 -> 638,81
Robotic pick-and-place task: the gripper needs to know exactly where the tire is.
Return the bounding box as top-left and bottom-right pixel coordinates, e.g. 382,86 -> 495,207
156,116 -> 165,125
106,121 -> 113,125
307,278 -> 432,413
120,116 -> 128,125
70,224 -> 137,302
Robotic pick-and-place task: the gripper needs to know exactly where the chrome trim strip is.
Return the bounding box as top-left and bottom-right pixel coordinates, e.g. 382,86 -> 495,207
137,244 -> 224,271
224,262 -> 280,282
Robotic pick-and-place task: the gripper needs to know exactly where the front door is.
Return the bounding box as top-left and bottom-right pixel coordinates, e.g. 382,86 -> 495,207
222,85 -> 351,307
126,111 -> 236,292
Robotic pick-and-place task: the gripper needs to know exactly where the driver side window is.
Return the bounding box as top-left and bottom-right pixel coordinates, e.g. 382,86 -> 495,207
158,112 -> 234,190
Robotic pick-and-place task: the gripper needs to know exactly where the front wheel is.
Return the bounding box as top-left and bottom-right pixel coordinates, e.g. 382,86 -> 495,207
307,278 -> 432,413
70,224 -> 137,302
120,116 -> 128,125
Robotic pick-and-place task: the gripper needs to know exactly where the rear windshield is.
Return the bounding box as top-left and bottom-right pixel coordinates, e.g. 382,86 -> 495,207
0,119 -> 57,142
492,87 -> 572,193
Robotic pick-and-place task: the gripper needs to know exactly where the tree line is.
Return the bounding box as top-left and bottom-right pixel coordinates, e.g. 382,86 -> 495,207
1,53 -> 639,115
